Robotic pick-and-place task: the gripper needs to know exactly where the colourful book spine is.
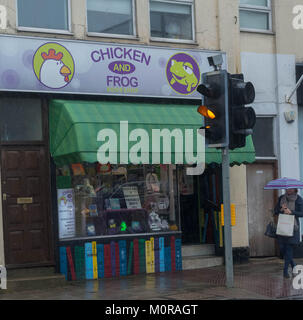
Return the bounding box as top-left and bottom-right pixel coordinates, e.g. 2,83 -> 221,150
165,247 -> 171,272
85,242 -> 94,280
170,236 -> 176,272
110,241 -> 116,277
92,241 -> 98,280
175,238 -> 182,271
133,239 -> 139,275
139,239 -> 146,274
59,246 -> 68,280
66,246 -> 76,281
154,238 -> 160,273
97,244 -> 104,278
145,240 -> 152,273
115,242 -> 120,277
150,237 -> 155,273
74,246 -> 85,280
127,241 -> 133,275
119,240 -> 127,276
159,237 -> 165,272
104,244 -> 112,278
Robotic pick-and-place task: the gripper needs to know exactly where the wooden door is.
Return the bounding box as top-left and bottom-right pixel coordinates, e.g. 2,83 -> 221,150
247,163 -> 276,257
1,146 -> 53,267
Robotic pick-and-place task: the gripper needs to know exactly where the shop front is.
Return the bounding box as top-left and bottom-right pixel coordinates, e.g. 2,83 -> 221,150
51,99 -> 204,279
0,35 -> 255,278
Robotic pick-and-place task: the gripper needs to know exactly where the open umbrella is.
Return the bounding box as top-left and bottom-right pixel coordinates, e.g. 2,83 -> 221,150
264,177 -> 303,190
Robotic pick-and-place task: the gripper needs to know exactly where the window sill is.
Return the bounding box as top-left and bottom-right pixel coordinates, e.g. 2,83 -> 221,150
150,37 -> 198,45
255,157 -> 277,161
17,26 -> 73,36
240,28 -> 275,36
87,32 -> 140,41
58,230 -> 182,242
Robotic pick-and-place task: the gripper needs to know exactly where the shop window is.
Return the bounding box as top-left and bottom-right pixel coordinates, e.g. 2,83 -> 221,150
0,98 -> 43,141
150,0 -> 194,41
252,117 -> 275,158
56,163 -> 180,240
87,0 -> 135,37
239,0 -> 272,32
17,0 -> 70,32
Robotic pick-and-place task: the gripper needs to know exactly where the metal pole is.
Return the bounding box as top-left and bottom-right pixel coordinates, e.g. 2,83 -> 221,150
222,147 -> 234,288
286,74 -> 303,104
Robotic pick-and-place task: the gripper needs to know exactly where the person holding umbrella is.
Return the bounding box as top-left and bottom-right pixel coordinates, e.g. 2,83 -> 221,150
265,178 -> 303,278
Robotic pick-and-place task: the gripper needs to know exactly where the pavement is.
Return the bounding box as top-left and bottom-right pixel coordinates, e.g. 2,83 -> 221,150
1,257 -> 303,300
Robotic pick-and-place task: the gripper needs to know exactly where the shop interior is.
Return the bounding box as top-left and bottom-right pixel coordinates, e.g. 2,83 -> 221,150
179,164 -> 223,247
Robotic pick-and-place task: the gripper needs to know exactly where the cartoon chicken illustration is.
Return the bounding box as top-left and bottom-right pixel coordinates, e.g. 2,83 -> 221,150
39,49 -> 71,89
58,195 -> 67,206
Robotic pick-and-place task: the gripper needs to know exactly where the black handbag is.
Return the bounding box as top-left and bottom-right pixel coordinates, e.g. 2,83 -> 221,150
264,221 -> 277,238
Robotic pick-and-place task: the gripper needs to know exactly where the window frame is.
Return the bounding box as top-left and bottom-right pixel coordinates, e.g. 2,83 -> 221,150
149,0 -> 196,44
239,0 -> 273,34
86,0 -> 137,40
16,0 -> 72,35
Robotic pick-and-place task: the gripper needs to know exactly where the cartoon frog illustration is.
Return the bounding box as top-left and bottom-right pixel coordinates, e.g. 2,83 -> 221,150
169,59 -> 198,92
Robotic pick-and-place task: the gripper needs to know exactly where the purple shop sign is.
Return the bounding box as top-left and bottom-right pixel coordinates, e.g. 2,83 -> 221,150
0,34 -> 227,99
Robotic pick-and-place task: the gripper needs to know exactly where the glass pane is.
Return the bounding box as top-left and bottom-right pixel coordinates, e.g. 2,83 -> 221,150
240,0 -> 268,7
240,10 -> 269,30
0,98 -> 43,141
252,118 -> 274,157
87,0 -> 134,35
56,163 -> 179,239
17,0 -> 69,30
150,1 -> 193,40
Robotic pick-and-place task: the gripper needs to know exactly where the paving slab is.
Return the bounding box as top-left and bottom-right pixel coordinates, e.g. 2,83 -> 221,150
1,257 -> 303,300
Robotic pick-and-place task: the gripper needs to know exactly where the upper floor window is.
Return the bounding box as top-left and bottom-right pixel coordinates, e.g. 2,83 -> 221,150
239,0 -> 272,32
252,117 -> 275,158
17,0 -> 70,33
150,0 -> 194,42
87,0 -> 136,37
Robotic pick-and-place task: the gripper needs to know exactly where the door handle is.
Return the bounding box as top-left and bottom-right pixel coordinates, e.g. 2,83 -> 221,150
2,193 -> 6,201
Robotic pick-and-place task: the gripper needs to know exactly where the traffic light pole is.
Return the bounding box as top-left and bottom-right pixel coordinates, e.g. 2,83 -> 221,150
222,146 -> 234,288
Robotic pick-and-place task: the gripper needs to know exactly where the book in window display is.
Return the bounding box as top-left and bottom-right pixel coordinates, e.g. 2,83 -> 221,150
89,204 -> 98,217
109,198 -> 121,210
108,218 -> 119,235
86,222 -> 96,236
123,186 -> 142,209
71,163 -> 86,176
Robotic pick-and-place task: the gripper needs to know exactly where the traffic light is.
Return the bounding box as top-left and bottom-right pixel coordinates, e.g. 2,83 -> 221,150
228,74 -> 256,150
196,70 -> 229,148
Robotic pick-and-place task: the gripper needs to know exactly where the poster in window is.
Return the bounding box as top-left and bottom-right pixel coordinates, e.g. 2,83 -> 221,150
123,186 -> 142,209
57,188 -> 76,239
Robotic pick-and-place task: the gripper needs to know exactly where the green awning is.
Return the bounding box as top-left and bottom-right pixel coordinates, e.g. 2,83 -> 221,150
49,100 -> 255,166
206,135 -> 256,166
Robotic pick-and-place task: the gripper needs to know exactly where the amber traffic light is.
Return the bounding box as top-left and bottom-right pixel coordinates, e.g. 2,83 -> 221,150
197,105 -> 216,119
196,70 -> 229,147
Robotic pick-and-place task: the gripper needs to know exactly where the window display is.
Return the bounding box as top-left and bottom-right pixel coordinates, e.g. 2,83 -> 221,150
56,163 -> 179,239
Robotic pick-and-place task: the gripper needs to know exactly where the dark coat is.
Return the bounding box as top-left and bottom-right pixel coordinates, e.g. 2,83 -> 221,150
274,194 -> 303,245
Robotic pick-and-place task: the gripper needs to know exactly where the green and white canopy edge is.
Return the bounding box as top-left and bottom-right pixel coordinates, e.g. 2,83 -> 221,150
49,100 -> 255,167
